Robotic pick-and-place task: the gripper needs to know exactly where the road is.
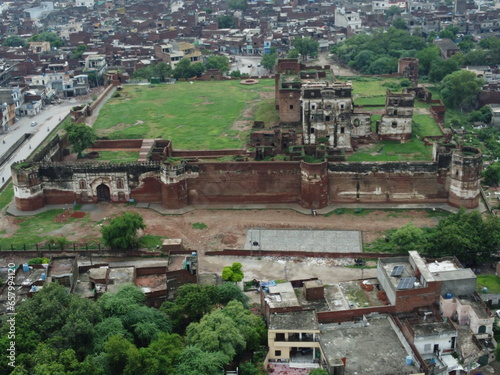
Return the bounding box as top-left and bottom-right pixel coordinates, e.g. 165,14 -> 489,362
0,98 -> 88,191
230,55 -> 268,76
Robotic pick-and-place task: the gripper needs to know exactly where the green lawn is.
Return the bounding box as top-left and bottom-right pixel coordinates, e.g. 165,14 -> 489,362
476,275 -> 500,294
93,80 -> 275,150
0,184 -> 14,211
351,77 -> 405,97
0,210 -> 91,250
413,114 -> 442,137
354,96 -> 386,106
94,151 -> 140,162
347,132 -> 432,162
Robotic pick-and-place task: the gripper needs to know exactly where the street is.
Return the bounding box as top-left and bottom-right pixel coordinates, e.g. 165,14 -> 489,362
230,55 -> 268,76
0,98 -> 88,191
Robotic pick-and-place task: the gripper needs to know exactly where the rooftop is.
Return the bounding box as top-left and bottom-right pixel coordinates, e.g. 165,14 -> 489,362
269,310 -> 319,331
265,282 -> 301,309
320,315 -> 420,375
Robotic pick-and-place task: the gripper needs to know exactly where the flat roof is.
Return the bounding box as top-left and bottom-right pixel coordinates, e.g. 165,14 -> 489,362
431,269 -> 476,282
320,315 -> 420,374
412,321 -> 456,337
269,310 -> 319,331
265,282 -> 301,309
244,229 -> 362,253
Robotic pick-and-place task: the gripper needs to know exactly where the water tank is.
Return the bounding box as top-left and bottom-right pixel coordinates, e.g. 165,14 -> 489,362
30,285 -> 37,292
191,252 -> 197,257
22,263 -> 29,272
483,287 -> 488,293
41,273 -> 46,280
406,356 -> 413,365
445,293 -> 453,299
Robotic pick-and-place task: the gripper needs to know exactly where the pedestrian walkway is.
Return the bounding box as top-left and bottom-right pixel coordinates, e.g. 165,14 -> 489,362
6,200 -> 463,217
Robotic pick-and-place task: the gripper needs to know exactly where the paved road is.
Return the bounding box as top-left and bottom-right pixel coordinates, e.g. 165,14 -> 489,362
0,98 -> 88,190
230,55 -> 268,76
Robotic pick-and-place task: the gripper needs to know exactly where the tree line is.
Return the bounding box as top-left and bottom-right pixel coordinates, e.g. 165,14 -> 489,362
0,282 -> 267,375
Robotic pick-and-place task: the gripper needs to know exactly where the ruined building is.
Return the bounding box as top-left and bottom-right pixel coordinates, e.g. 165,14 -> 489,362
274,59 -> 414,151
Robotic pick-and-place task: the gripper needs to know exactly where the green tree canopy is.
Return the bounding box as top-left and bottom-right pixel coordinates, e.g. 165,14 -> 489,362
292,37 -> 319,60
483,162 -> 500,186
70,44 -> 87,59
439,70 -> 484,110
217,15 -> 236,28
29,32 -> 64,48
2,35 -> 27,47
392,18 -> 408,30
222,262 -> 244,282
261,47 -> 278,71
177,346 -> 228,375
415,45 -> 441,75
205,55 -> 231,73
428,209 -> 500,265
64,122 -> 97,158
186,309 -> 246,359
429,58 -> 460,82
100,212 -> 146,249
227,0 -> 246,10
388,223 -> 428,252
386,5 -> 404,17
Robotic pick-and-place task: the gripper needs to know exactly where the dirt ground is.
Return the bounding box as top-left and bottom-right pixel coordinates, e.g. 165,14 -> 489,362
1,204 -> 438,251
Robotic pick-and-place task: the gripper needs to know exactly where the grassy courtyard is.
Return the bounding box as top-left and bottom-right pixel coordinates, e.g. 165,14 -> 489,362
93,80 -> 275,150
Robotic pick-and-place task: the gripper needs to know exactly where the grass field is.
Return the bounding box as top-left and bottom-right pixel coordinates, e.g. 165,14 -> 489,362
476,275 -> 500,294
0,184 -> 14,211
413,114 -> 442,137
351,77 -> 405,97
94,151 -> 140,162
0,210 -> 91,250
93,80 -> 275,150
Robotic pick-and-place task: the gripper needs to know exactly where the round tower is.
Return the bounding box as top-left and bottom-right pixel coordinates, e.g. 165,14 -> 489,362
300,161 -> 329,209
448,147 -> 482,208
12,161 -> 45,211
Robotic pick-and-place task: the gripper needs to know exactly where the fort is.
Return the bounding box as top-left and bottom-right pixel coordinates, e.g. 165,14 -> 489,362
11,58 -> 483,211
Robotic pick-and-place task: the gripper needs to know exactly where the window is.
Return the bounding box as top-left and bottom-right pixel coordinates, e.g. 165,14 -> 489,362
391,121 -> 398,129
312,104 -> 316,110
311,128 -> 315,134
341,127 -> 345,134
79,179 -> 86,189
353,118 -> 360,127
290,105 -> 294,110
340,103 -> 345,109
275,350 -> 281,356
325,116 -> 330,121
116,178 -> 124,189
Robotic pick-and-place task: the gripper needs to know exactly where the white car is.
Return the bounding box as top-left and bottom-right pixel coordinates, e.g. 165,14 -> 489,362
30,121 -> 38,127
496,310 -> 500,318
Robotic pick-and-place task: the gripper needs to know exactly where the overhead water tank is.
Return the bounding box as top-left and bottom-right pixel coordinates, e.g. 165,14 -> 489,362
445,293 -> 453,299
406,356 -> 413,365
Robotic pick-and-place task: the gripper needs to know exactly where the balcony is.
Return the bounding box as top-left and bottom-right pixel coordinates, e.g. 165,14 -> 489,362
275,334 -> 318,342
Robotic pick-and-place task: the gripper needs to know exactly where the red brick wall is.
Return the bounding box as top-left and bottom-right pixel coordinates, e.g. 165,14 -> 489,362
162,180 -> 188,209
44,190 -> 76,205
131,177 -> 162,203
206,250 -> 400,258
395,281 -> 441,312
278,90 -> 301,123
300,162 -> 328,209
186,162 -> 301,205
136,266 -> 167,276
15,195 -> 45,211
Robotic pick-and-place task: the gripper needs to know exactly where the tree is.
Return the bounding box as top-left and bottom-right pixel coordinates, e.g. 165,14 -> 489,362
29,32 -> 64,48
438,25 -> 459,41
388,223 -> 428,252
368,56 -> 398,74
261,48 -> 278,71
428,209 -> 500,265
173,58 -> 197,79
483,162 -> 500,186
392,18 -> 408,30
217,282 -> 250,308
349,50 -> 376,72
138,333 -> 184,375
70,44 -> 87,59
227,0 -> 246,10
416,46 -> 441,75
222,262 -> 244,282
186,309 -> 246,359
2,35 -> 27,47
104,335 -> 136,375
220,301 -> 266,351
292,37 -> 319,60
428,58 -> 459,82
386,5 -> 403,17
65,122 -> 97,157
217,15 -> 236,28
100,212 -> 146,249
439,70 -> 483,110
287,49 -> 299,59
205,55 -> 231,74
177,346 -> 228,375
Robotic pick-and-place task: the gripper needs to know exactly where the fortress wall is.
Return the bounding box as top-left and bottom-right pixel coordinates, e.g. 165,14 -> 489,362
185,162 -> 302,205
